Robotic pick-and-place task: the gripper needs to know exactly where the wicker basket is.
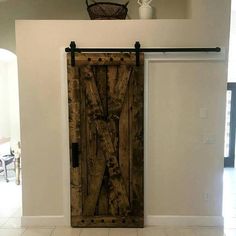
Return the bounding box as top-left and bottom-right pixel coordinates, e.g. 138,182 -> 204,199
86,0 -> 129,20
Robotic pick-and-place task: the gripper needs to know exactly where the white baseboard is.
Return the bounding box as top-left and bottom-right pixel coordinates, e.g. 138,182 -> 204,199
145,215 -> 224,227
21,215 -> 70,227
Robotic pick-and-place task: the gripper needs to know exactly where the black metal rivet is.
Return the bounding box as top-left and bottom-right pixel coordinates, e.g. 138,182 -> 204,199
88,58 -> 91,61
120,58 -> 124,61
101,219 -> 105,223
112,219 -> 115,223
132,219 -> 136,223
98,58 -> 102,62
110,58 -> 113,61
81,220 -> 85,223
122,219 -> 126,223
91,219 -> 94,223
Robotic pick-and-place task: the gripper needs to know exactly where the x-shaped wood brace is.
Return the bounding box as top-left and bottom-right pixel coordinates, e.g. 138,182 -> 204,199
81,65 -> 133,216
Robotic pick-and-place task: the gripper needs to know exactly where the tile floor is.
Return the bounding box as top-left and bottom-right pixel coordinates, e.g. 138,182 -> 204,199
223,168 -> 236,229
1,168 -> 236,235
0,226 -> 234,236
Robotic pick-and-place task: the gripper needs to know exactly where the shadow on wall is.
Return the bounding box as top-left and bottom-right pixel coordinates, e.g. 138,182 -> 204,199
0,49 -> 21,148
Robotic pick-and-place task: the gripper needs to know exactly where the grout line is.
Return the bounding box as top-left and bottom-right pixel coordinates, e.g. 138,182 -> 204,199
20,227 -> 27,236
77,227 -> 81,236
0,217 -> 9,228
49,227 -> 55,236
79,228 -> 83,236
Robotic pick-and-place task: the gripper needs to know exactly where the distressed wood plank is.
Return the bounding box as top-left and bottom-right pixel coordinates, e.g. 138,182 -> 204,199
96,66 -> 108,117
107,66 -> 132,213
87,120 -> 97,195
67,64 -> 82,219
130,64 -> 144,217
83,146 -> 106,216
128,70 -> 134,210
69,53 -> 144,227
83,66 -> 108,216
70,53 -> 142,66
97,171 -> 109,215
80,71 -> 88,210
109,65 -> 133,117
81,65 -> 130,216
67,66 -> 79,143
83,113 -> 106,216
107,65 -> 119,151
119,77 -> 130,199
107,65 -> 119,216
71,216 -> 143,228
114,65 -> 133,112
96,66 -> 109,216
107,66 -> 118,100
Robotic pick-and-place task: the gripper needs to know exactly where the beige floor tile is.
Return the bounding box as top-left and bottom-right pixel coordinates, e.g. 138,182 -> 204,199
165,227 -> 197,236
195,227 -> 224,236
0,228 -> 25,236
180,228 -> 197,236
165,228 -> 182,236
109,228 -> 137,236
223,168 -> 236,219
138,227 -> 165,236
22,228 -> 54,236
0,208 -> 16,218
51,227 -> 81,236
10,208 -> 22,218
0,217 -> 8,226
224,217 -> 236,229
80,228 -> 109,236
2,217 -> 22,228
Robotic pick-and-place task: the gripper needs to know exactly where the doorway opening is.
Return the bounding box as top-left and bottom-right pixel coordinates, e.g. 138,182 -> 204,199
0,49 -> 22,225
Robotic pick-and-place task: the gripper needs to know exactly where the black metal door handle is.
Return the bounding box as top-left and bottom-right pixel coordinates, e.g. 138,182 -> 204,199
72,143 -> 79,168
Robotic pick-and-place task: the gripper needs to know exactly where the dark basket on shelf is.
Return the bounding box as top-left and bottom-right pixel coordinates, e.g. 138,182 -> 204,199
86,0 -> 129,20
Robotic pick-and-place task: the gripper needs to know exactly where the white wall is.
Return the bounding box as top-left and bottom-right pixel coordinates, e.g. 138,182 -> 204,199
0,62 -> 10,139
0,0 -> 189,52
0,50 -> 21,144
7,60 -> 21,145
148,61 -> 226,216
15,0 -> 231,227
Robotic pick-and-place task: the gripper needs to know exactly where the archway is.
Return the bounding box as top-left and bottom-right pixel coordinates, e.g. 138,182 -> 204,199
0,48 -> 22,222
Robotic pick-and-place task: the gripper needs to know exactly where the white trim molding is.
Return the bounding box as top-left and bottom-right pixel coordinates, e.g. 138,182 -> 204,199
146,215 -> 224,227
21,215 -> 67,227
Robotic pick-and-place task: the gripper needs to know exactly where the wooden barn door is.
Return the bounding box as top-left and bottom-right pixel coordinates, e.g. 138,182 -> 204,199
67,53 -> 144,228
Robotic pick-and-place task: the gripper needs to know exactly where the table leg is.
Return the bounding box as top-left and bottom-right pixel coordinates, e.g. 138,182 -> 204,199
15,157 -> 20,185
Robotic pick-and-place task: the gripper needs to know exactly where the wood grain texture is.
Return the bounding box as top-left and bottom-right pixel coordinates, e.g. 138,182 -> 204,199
71,216 -> 143,228
80,70 -> 88,209
96,66 -> 109,216
107,65 -> 119,216
67,53 -> 143,66
130,66 -> 144,217
67,64 -> 82,220
119,81 -> 130,198
82,65 -> 130,216
68,53 -> 144,228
